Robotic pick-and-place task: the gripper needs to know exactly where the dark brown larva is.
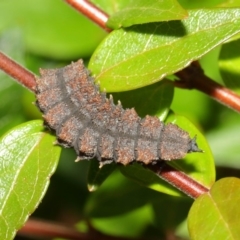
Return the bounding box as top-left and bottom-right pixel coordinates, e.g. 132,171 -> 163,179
35,60 -> 201,166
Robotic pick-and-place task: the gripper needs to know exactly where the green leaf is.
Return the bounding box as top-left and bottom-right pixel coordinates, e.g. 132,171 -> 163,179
0,0 -> 106,59
0,120 -> 61,240
120,113 -> 215,196
87,160 -> 116,192
107,0 -> 188,29
188,177 -> 240,240
219,39 -> 240,94
89,8 -> 240,92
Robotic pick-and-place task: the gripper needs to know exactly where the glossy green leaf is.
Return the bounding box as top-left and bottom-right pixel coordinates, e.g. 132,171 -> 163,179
0,120 -> 61,240
188,177 -> 240,240
0,0 -> 106,59
219,39 -> 240,94
107,0 -> 188,29
89,8 -> 240,92
120,113 -> 215,196
87,160 -> 116,192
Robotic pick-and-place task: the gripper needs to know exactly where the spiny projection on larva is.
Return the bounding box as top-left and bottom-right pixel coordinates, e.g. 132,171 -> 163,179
35,60 -> 201,166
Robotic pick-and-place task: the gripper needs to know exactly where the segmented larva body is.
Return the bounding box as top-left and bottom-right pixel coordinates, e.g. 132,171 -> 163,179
35,60 -> 200,166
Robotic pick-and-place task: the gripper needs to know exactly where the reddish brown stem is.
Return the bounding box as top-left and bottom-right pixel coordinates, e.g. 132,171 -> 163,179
175,62 -> 240,113
18,218 -> 144,240
18,218 -> 84,240
0,52 -> 36,92
65,0 -> 112,32
148,162 -> 209,199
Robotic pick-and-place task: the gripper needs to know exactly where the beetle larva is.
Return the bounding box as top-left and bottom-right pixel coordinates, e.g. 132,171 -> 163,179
35,60 -> 201,166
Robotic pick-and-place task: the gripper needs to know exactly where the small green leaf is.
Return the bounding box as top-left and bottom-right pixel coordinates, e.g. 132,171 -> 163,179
188,177 -> 240,240
219,39 -> 240,94
89,8 -> 240,92
87,160 -> 116,192
107,0 -> 188,29
120,113 -> 215,196
0,120 -> 61,240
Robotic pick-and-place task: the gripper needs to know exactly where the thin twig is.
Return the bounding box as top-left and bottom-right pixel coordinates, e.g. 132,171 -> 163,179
18,218 -> 145,240
147,162 -> 209,199
0,52 -> 36,92
175,62 -> 240,113
18,218 -> 85,240
65,0 -> 111,32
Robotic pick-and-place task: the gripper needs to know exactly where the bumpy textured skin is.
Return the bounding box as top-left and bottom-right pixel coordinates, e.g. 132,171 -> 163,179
35,60 -> 200,165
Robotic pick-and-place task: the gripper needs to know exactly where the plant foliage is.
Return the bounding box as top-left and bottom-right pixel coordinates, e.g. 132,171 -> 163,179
0,0 -> 240,239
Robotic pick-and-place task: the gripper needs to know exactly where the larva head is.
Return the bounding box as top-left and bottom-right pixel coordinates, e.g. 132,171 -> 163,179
160,123 -> 202,160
